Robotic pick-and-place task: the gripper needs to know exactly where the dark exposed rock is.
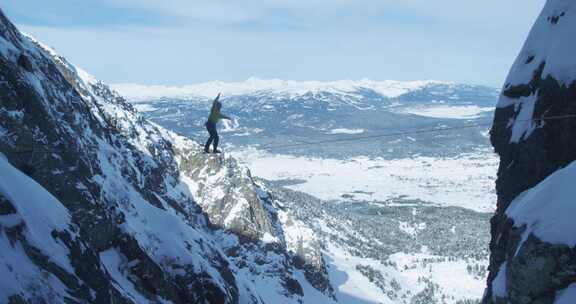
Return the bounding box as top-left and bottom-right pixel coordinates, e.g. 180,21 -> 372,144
17,53 -> 33,72
17,163 -> 36,176
0,194 -> 16,215
8,295 -> 29,304
486,77 -> 576,303
547,12 -> 565,25
485,3 -> 576,303
506,235 -> 576,304
284,277 -> 304,297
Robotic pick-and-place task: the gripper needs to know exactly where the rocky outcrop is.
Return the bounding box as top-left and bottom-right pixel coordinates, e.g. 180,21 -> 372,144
174,141 -> 334,297
255,182 -> 334,296
177,149 -> 277,241
485,1 -> 576,303
0,8 -> 333,304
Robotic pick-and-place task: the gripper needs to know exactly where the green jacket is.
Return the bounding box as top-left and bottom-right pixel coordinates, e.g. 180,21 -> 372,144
208,98 -> 230,124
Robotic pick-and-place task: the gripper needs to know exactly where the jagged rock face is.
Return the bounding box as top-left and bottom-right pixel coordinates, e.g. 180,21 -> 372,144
173,133 -> 334,297
255,182 -> 334,296
0,8 -> 239,303
485,1 -> 576,303
175,148 -> 333,296
177,150 -> 277,240
0,8 -> 333,304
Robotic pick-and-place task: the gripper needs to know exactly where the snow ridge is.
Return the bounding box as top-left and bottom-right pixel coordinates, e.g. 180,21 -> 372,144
497,1 -> 576,142
113,78 -> 452,102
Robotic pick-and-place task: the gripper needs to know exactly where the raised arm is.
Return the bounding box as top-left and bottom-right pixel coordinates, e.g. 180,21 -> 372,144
219,113 -> 232,120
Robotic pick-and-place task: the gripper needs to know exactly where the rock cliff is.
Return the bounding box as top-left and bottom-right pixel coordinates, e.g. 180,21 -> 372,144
486,1 -> 576,303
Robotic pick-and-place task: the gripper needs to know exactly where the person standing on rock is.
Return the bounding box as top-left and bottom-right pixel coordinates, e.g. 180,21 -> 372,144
204,93 -> 232,153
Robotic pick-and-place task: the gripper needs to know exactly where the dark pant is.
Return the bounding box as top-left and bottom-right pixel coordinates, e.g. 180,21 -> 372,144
204,121 -> 219,152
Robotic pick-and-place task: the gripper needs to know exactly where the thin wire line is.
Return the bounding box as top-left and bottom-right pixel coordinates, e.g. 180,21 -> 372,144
259,114 -> 576,151
4,114 -> 576,154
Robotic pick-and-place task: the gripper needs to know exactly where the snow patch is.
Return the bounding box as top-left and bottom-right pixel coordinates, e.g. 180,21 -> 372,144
100,249 -> 150,303
133,103 -> 158,112
325,244 -> 485,303
329,128 -> 365,135
0,153 -> 73,272
509,95 -> 537,143
506,161 -> 576,247
400,105 -> 493,119
556,283 -> 576,304
492,262 -> 507,299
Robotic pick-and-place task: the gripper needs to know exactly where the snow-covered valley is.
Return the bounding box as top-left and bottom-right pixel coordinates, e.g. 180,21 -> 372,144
230,148 -> 497,213
262,179 -> 490,303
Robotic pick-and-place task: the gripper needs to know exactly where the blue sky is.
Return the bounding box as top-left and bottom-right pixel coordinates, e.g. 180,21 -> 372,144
1,1 -> 543,87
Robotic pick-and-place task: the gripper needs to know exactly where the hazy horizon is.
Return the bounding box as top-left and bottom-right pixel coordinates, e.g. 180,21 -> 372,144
111,77 -> 498,88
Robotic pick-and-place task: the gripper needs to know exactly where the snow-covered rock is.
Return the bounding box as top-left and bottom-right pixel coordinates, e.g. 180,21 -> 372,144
488,162 -> 576,304
0,8 -> 333,303
0,152 -> 79,303
176,149 -> 277,241
486,1 -> 576,302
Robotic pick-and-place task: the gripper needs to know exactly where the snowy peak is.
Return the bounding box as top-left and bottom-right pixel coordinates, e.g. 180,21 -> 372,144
113,78 -> 463,102
502,0 -> 576,91
496,0 -> 576,142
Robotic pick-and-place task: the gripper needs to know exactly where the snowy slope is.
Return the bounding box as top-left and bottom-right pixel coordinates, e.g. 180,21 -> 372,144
259,181 -> 490,304
506,161 -> 576,248
0,153 -> 77,303
0,8 -> 335,303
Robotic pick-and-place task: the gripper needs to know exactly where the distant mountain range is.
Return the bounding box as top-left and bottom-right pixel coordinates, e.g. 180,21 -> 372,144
113,78 -> 497,103
113,79 -> 499,159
